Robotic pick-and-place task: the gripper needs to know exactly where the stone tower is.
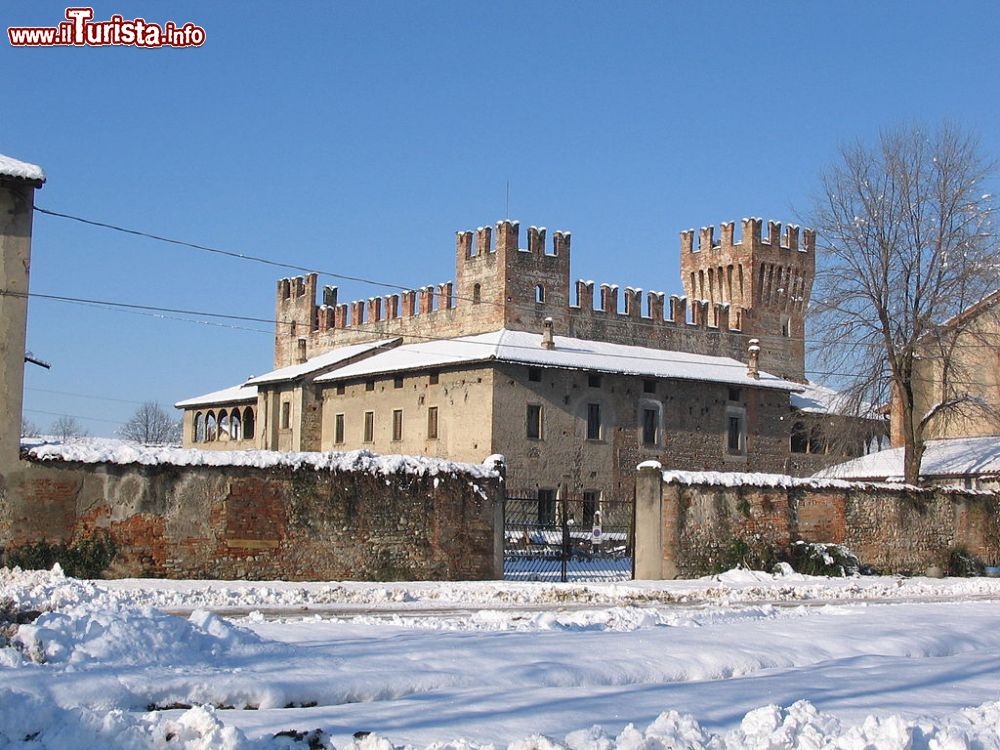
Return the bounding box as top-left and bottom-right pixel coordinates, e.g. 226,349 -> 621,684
680,218 -> 815,381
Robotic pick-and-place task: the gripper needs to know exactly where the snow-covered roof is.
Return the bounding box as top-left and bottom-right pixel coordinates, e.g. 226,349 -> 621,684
0,153 -> 45,183
814,435 -> 1000,481
174,383 -> 257,409
314,329 -> 801,391
246,338 -> 401,386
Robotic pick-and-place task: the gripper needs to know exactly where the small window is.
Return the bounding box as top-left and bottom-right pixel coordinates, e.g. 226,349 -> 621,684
642,408 -> 658,446
790,421 -> 808,453
587,403 -> 602,440
243,407 -> 255,440
365,380 -> 375,392
535,285 -> 545,303
393,376 -> 404,389
281,402 -> 291,430
728,387 -> 742,403
392,409 -> 403,441
537,489 -> 556,526
526,404 -> 543,439
427,406 -> 438,439
588,374 -> 602,388
334,413 -> 345,444
781,315 -> 792,337
429,371 -> 439,385
727,414 -> 745,454
528,367 -> 542,382
473,283 -> 481,304
643,379 -> 656,394
363,411 -> 375,442
336,384 -> 345,396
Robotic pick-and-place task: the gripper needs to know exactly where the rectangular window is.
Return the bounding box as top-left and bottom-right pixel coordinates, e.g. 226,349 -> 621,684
334,413 -> 345,444
642,408 -> 658,445
526,404 -> 542,439
643,379 -> 656,394
365,380 -> 375,392
528,367 -> 542,382
587,403 -> 601,440
336,384 -> 346,396
588,373 -> 602,388
392,409 -> 403,441
537,489 -> 556,527
727,415 -> 745,454
427,406 -> 438,439
280,402 -> 291,430
728,387 -> 742,403
429,371 -> 439,385
582,491 -> 599,528
393,376 -> 404,389
363,411 -> 374,442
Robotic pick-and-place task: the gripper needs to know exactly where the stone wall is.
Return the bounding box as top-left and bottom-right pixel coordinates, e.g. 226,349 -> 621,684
635,465 -> 1000,579
0,453 -> 503,581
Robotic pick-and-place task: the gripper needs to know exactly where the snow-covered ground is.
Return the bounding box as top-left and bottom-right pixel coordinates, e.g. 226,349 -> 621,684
3,567 -> 1000,749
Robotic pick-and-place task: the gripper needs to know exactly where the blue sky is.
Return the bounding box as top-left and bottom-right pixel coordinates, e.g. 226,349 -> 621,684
3,1 -> 999,437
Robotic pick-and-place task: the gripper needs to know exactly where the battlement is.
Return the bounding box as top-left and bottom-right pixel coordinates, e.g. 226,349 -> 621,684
456,219 -> 571,259
681,218 -> 815,254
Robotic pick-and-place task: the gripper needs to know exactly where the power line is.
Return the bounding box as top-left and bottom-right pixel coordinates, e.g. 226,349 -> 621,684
22,407 -> 127,425
24,387 -> 147,405
7,288 -> 998,388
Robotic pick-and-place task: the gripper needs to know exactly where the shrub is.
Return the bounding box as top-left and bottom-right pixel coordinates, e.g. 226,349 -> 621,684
5,531 -> 117,579
947,547 -> 985,577
789,541 -> 860,577
712,533 -> 780,573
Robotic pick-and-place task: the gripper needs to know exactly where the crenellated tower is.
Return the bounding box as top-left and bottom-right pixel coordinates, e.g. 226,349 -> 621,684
680,218 -> 815,381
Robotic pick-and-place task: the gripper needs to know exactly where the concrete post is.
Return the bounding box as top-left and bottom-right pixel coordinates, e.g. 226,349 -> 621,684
0,164 -> 44,477
633,460 -> 663,579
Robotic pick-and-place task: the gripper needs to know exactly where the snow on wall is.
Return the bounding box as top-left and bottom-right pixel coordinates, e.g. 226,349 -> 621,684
0,153 -> 45,183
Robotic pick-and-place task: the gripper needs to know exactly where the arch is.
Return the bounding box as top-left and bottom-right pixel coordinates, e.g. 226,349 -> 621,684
790,421 -> 808,453
194,412 -> 205,443
219,410 -> 230,442
230,412 -> 242,440
206,411 -> 217,442
243,407 -> 255,440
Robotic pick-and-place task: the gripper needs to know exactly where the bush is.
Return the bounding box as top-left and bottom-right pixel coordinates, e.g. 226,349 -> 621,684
712,534 -> 780,573
947,547 -> 985,577
788,541 -> 860,577
5,531 -> 117,579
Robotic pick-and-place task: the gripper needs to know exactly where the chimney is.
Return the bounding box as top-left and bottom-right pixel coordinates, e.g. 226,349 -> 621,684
747,338 -> 760,379
296,338 -> 308,364
542,317 -> 555,350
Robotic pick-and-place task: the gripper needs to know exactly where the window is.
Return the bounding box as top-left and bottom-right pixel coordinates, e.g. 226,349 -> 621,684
336,384 -> 345,396
427,407 -> 438,439
394,376 -> 404,389
642,408 -> 658,446
365,380 -> 375,392
587,403 -> 602,440
643,379 -> 656,394
727,414 -> 745,454
790,421 -> 808,453
473,283 -> 481,304
728,387 -> 742,403
392,409 -> 403,441
535,285 -> 545,303
363,411 -> 375,442
243,407 -> 255,440
582,491 -> 599,528
429,371 -> 439,385
334,413 -> 345,444
526,404 -> 543,439
588,373 -> 602,388
280,402 -> 291,430
528,367 -> 542,382
537,489 -> 556,526
781,315 -> 792,337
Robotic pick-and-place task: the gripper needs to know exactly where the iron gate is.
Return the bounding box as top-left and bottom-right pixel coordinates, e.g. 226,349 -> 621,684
503,495 -> 634,582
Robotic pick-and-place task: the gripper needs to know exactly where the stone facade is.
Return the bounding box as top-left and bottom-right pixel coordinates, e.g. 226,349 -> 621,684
635,466 -> 1000,579
1,456 -> 502,581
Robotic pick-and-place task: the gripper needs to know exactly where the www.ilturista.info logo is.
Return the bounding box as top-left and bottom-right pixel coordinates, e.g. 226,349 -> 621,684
8,7 -> 205,48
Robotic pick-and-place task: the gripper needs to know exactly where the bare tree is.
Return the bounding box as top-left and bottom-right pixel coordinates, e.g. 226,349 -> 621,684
809,123 -> 998,484
120,402 -> 181,445
20,416 -> 39,438
51,415 -> 88,441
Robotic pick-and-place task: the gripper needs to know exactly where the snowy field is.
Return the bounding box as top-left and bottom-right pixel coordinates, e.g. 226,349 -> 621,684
3,567 -> 1000,748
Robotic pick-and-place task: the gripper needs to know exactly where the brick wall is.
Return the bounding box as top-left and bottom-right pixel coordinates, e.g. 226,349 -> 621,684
635,467 -> 1000,578
1,456 -> 502,581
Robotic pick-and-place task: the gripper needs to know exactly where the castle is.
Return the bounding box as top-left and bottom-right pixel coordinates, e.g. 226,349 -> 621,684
177,217 -> 866,506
